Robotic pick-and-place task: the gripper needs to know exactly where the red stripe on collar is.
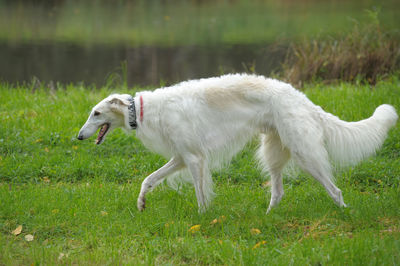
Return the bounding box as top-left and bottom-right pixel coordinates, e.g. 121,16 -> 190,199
140,95 -> 144,123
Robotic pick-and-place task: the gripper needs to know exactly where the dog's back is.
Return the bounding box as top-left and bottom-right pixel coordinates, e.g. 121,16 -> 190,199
135,74 -> 298,167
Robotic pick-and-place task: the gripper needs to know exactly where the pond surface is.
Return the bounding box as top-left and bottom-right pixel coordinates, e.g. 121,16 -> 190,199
1,42 -> 286,87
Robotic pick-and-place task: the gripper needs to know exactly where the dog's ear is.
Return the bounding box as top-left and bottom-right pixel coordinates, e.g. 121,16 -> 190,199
109,97 -> 129,114
109,97 -> 130,106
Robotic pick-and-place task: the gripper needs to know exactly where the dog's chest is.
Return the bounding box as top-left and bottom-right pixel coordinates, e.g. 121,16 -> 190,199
136,127 -> 174,158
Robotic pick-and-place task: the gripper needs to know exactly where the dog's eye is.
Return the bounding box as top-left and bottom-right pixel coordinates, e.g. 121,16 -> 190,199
94,111 -> 101,116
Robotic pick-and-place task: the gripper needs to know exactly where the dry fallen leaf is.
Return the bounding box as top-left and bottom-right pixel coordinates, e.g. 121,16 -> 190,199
25,234 -> 34,242
262,181 -> 271,187
253,240 -> 267,249
12,225 -> 22,236
188,224 -> 201,233
380,228 -> 399,234
44,147 -> 49,152
27,110 -> 37,118
58,253 -> 65,260
165,221 -> 174,228
250,228 -> 261,235
100,211 -> 108,216
210,218 -> 218,225
43,176 -> 50,183
210,215 -> 226,225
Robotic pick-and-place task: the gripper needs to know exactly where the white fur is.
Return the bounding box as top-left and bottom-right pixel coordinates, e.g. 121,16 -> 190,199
78,74 -> 398,213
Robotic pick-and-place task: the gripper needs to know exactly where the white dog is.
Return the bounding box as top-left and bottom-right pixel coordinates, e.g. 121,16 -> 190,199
77,74 -> 398,213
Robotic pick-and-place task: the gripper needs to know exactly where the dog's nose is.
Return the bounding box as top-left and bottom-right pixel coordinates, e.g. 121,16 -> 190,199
77,134 -> 84,140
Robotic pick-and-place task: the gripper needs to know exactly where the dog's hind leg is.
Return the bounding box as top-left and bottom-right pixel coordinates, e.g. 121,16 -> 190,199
137,157 -> 183,211
258,132 -> 290,214
291,144 -> 346,208
276,119 -> 347,208
184,154 -> 214,212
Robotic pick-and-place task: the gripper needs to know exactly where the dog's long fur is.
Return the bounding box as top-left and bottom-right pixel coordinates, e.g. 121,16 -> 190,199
78,74 -> 398,213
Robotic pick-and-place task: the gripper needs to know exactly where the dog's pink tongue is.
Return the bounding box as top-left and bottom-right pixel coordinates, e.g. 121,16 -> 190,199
96,124 -> 108,144
95,134 -> 101,144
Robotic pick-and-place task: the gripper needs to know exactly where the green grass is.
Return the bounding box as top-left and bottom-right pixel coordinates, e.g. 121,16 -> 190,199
0,77 -> 399,264
1,1 -> 399,46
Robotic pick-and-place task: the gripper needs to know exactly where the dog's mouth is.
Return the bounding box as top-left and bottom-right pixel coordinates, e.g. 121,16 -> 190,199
96,123 -> 110,145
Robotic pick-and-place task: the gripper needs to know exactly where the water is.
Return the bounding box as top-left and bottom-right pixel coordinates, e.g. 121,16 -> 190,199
2,1 -> 397,87
0,42 -> 286,87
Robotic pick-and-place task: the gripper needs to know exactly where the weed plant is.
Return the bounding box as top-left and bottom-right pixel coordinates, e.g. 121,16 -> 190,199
282,11 -> 400,87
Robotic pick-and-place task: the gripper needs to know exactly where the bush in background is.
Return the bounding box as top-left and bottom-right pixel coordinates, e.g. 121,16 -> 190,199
282,10 -> 400,87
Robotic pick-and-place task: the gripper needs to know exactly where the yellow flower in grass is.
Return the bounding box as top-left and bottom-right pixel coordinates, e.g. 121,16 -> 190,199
165,221 -> 174,228
188,224 -> 201,233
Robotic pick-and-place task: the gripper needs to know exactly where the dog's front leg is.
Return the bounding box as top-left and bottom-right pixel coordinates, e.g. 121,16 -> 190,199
137,157 -> 183,211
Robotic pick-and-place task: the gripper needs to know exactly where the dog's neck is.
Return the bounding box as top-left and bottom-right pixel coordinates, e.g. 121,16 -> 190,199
128,96 -> 138,129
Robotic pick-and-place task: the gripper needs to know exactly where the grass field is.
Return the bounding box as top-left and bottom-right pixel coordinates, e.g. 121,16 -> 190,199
0,77 -> 399,264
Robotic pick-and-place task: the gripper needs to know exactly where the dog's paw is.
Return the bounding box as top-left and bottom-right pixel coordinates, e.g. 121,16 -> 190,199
137,197 -> 146,211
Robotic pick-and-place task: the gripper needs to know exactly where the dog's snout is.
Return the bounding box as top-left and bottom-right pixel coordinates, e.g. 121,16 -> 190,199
77,134 -> 84,140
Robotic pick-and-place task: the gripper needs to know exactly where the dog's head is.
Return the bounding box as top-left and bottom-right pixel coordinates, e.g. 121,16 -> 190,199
77,94 -> 131,144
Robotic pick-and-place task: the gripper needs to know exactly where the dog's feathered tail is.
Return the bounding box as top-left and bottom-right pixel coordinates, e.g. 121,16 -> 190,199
321,104 -> 398,166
